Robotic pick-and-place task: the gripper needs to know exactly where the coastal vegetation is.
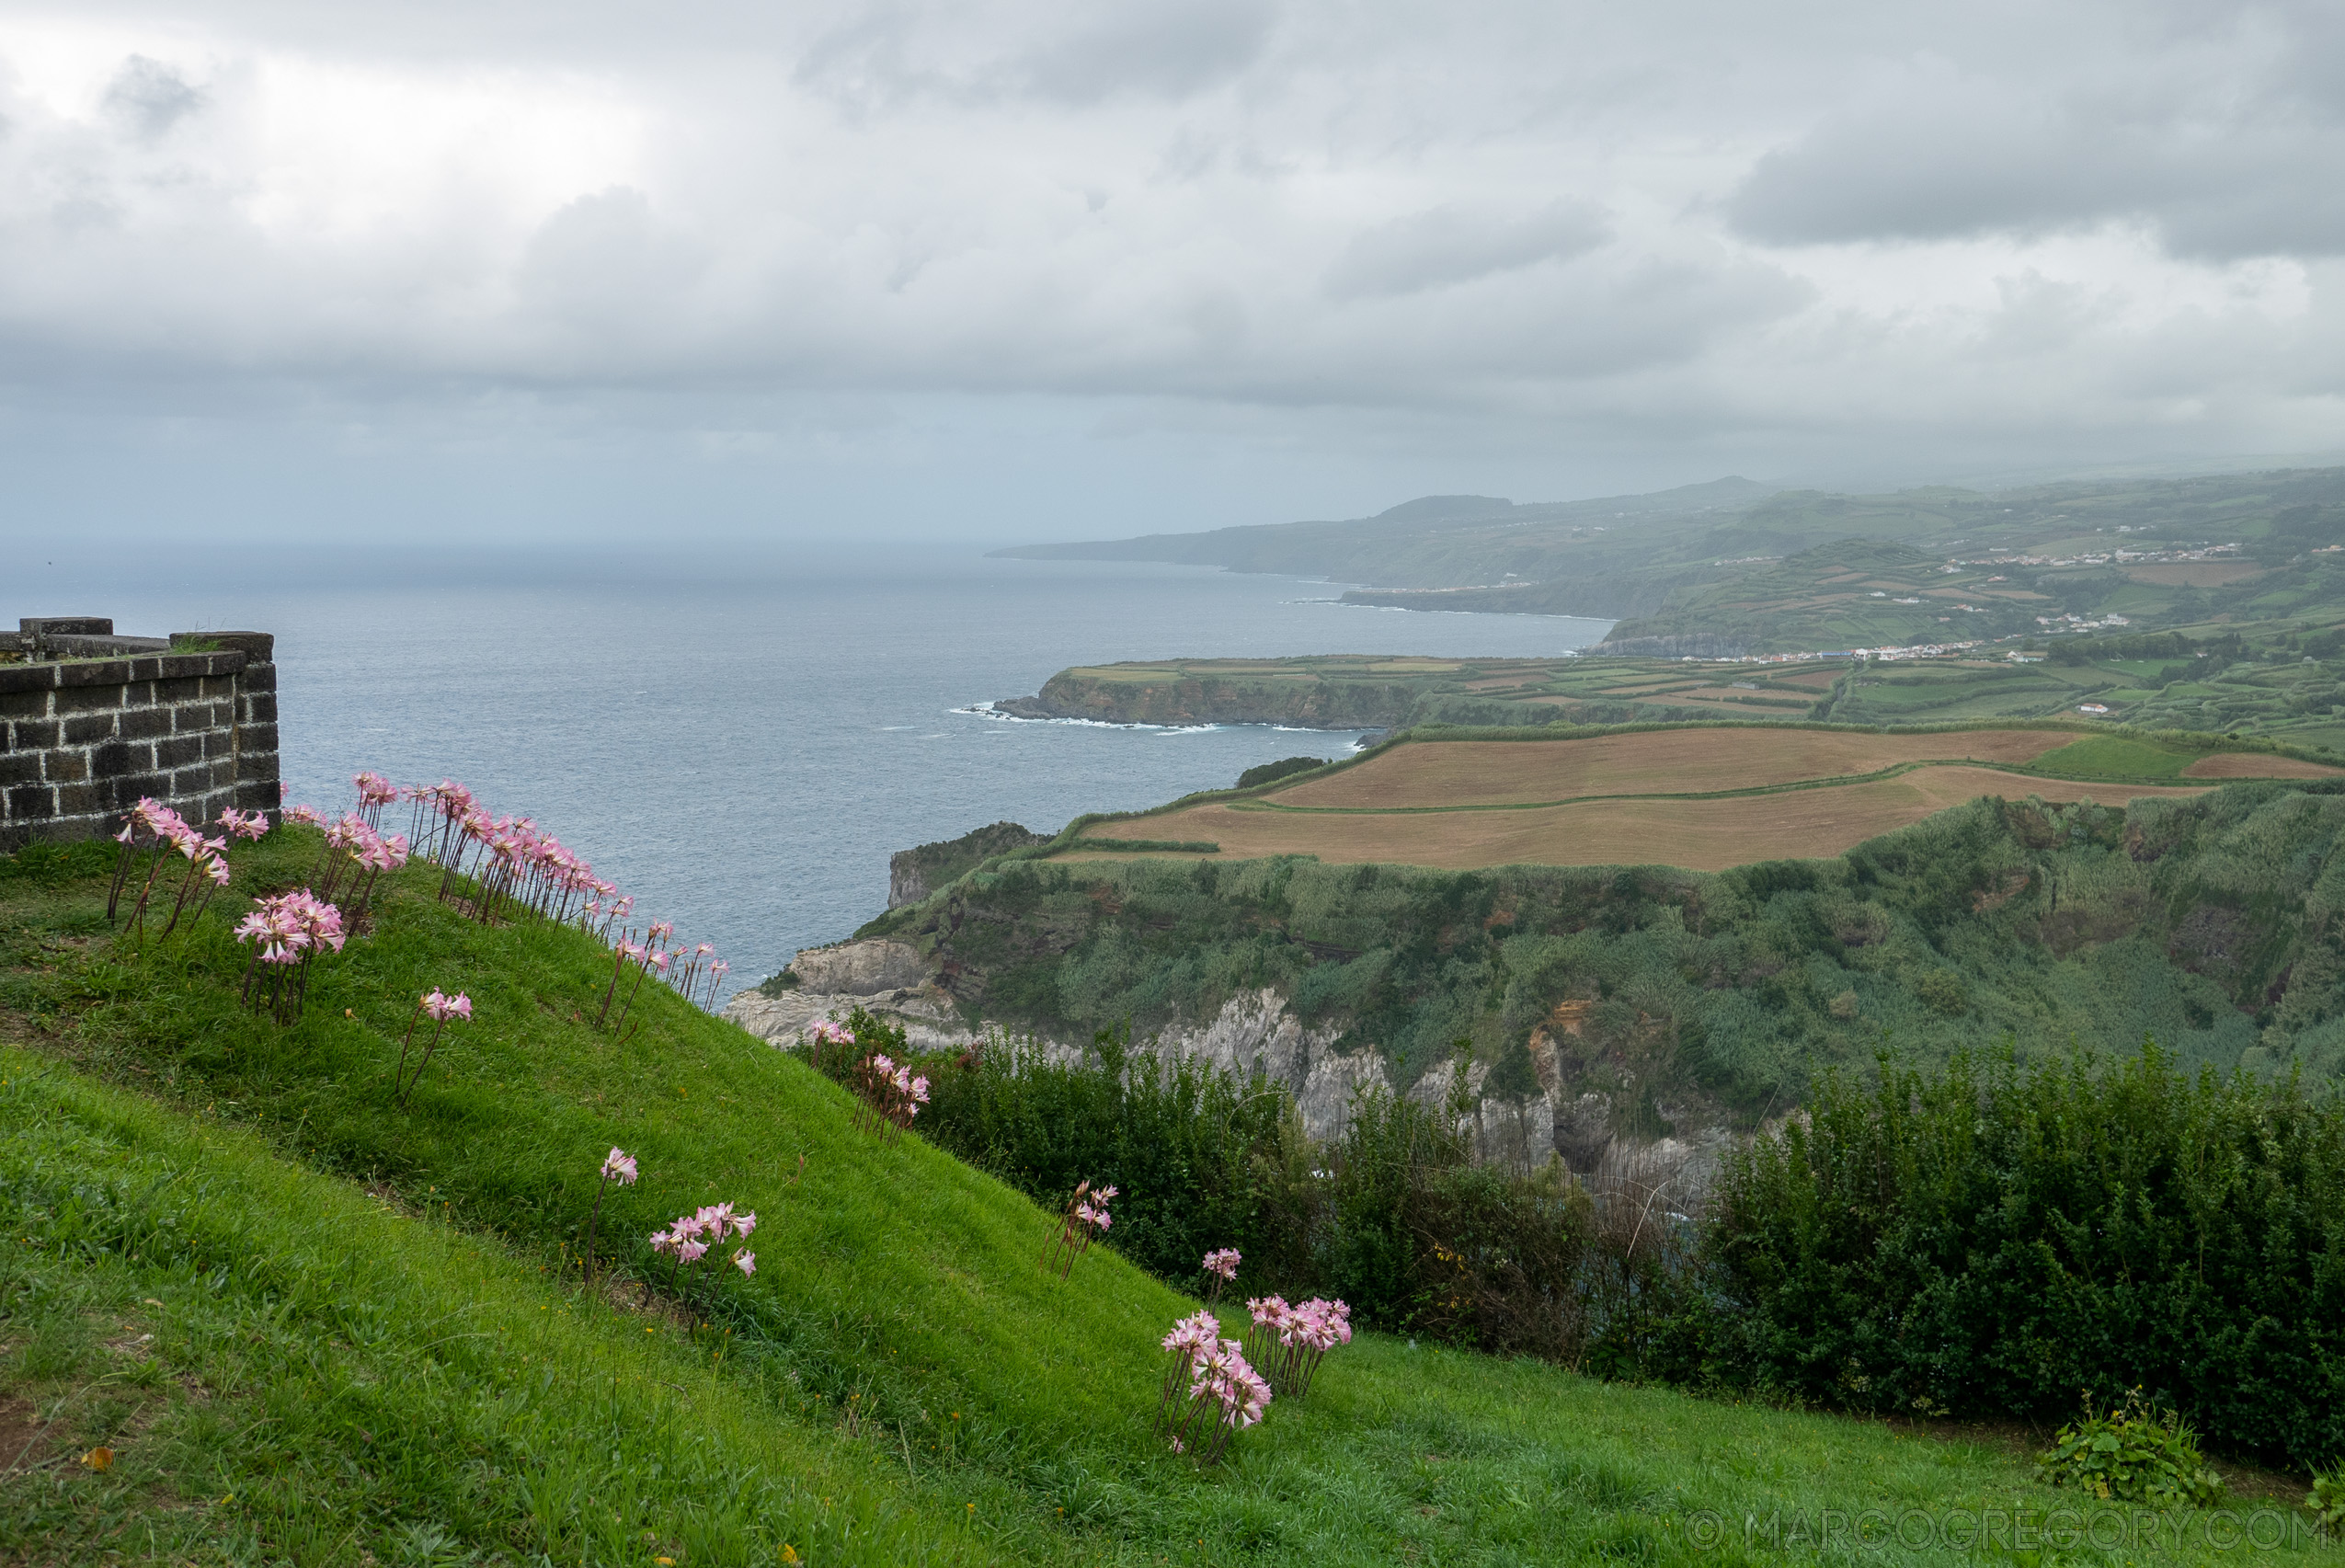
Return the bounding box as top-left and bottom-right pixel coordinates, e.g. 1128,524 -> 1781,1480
1001,627 -> 2345,757
861,761 -> 2345,1116
18,818 -> 2334,1560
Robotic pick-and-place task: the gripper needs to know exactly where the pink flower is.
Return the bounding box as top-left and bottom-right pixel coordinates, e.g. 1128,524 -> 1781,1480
731,1210 -> 757,1240
601,1147 -> 638,1185
1204,1248 -> 1241,1280
677,1237 -> 708,1265
733,1250 -> 756,1277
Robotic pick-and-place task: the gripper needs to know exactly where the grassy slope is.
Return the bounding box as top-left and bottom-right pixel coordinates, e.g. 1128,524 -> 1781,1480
0,1050 -> 1035,1566
2,835 -> 2328,1564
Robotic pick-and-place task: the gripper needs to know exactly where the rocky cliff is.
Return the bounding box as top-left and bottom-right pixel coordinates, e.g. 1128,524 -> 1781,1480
721,940 -> 1711,1175
887,820 -> 1047,909
994,669 -> 1418,728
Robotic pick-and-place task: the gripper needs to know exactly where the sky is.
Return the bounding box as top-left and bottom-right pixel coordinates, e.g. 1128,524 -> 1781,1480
2,0 -> 2342,549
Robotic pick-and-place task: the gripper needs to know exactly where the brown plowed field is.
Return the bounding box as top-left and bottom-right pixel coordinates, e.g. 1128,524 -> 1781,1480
2180,752 -> 2345,779
1062,766 -> 2211,872
1269,729 -> 2073,809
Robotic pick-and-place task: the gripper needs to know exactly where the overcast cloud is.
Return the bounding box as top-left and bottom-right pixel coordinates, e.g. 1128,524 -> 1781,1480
0,0 -> 2340,544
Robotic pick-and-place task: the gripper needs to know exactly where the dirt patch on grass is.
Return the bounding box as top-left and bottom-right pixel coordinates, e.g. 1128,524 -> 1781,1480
1081,767 -> 2208,871
2179,752 -> 2345,779
0,1395 -> 55,1471
1267,728 -> 2075,810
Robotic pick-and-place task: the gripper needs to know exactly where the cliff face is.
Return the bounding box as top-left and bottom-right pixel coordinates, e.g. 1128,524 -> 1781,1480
887,820 -> 1047,909
996,670 -> 1417,728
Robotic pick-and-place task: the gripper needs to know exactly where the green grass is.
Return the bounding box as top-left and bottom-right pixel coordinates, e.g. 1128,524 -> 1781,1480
3,831 -> 2330,1563
2030,736 -> 2193,779
0,1050 -> 1049,1565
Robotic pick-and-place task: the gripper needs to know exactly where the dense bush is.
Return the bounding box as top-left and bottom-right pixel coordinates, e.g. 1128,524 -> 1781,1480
820,1007 -> 2345,1466
805,1011 -> 1673,1363
1698,1044 -> 2345,1468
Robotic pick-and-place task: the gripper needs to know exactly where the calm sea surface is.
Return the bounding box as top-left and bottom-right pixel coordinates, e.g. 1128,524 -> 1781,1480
20,545 -> 1609,1000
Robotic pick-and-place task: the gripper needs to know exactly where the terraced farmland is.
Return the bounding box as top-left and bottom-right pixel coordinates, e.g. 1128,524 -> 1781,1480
1057,725 -> 2342,872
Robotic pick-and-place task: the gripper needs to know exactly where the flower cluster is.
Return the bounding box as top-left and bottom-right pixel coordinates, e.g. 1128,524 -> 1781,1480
233,889 -> 347,1023
392,987 -> 472,1105
327,771 -> 734,1019
1156,1309 -> 1272,1464
286,806 -> 411,921
649,1202 -> 759,1310
351,772 -> 399,827
850,1051 -> 930,1140
1041,1179 -> 1115,1279
1241,1295 -> 1352,1400
109,796 -> 238,939
1201,1246 -> 1241,1302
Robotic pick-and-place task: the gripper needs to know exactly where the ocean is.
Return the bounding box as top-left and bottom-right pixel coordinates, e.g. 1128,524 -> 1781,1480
17,544 -> 1610,1000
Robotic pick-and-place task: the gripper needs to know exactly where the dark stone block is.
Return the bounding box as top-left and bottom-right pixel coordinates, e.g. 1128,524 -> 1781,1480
125,657 -> 163,681
54,685 -> 124,715
90,739 -> 149,777
43,750 -> 89,784
120,706 -> 171,740
170,764 -> 213,796
187,632 -> 273,661
101,772 -> 167,809
156,655 -> 212,680
0,754 -> 39,787
155,735 -> 203,769
154,676 -> 202,704
242,691 -> 279,724
0,665 -> 60,696
238,722 -> 280,755
21,617 -> 111,635
207,760 -> 235,788
176,701 -> 229,733
57,658 -> 132,688
239,663 -> 277,693
6,784 -> 56,819
62,712 -> 117,746
0,690 -> 49,722
11,717 -> 62,749
53,782 -> 100,816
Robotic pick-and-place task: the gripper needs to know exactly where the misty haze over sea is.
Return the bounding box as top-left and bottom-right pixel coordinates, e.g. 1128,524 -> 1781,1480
18,545 -> 1607,1001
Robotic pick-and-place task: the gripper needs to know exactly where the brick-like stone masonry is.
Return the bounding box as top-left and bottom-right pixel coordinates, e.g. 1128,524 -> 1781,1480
0,617 -> 280,853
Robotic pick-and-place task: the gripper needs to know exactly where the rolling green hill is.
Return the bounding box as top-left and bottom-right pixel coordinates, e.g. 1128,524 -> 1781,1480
14,829 -> 2319,1562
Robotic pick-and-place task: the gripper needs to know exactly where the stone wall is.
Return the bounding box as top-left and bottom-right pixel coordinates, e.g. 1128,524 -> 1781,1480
0,617 -> 280,853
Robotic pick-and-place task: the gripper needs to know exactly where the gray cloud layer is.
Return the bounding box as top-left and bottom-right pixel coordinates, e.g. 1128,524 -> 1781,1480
0,0 -> 2339,540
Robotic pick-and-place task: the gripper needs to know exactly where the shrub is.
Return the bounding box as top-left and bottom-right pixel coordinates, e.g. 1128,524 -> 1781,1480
2037,1390 -> 2225,1507
1236,756 -> 1332,790
1702,1043 -> 2345,1468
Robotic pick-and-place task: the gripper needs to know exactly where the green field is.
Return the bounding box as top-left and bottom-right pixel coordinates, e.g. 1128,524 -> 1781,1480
6,830 -> 2333,1562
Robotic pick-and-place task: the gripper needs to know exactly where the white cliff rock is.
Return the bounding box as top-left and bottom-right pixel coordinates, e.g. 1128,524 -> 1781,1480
784,938 -> 931,996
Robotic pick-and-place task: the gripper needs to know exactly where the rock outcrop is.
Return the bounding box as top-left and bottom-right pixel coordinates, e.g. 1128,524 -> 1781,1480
724,949 -> 1719,1176
887,821 -> 1048,910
